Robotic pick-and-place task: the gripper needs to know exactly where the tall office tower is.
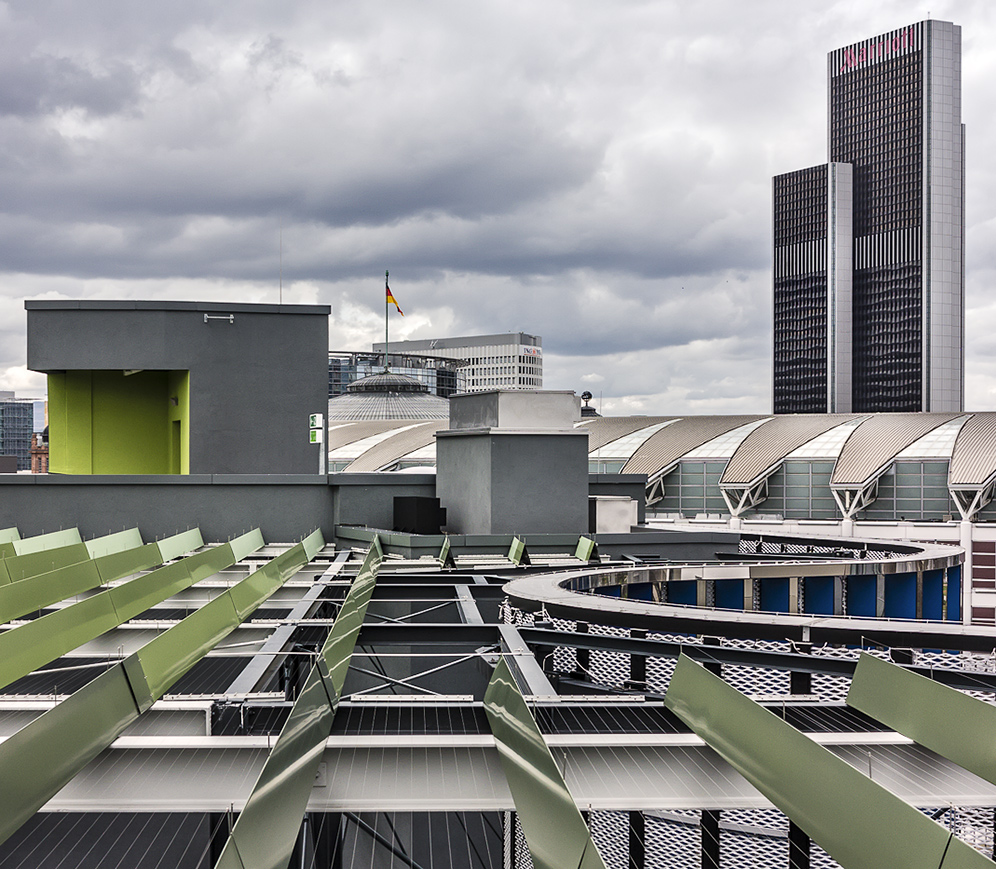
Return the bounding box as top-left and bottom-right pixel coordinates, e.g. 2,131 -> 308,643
773,20 -> 964,414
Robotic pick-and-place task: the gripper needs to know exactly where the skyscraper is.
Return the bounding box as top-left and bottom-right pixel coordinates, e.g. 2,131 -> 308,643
773,20 -> 964,414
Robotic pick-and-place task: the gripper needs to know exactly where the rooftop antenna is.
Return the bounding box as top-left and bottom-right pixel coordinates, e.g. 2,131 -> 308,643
279,223 -> 283,304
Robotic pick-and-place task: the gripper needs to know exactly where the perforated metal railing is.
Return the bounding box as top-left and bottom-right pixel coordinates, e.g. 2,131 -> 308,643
509,806 -> 992,868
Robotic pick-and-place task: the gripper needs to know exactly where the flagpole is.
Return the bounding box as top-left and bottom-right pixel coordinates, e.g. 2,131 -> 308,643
384,270 -> 390,372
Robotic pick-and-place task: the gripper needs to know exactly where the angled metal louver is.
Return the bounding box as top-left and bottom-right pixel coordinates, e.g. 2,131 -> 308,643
0,529 -> 229,691
484,655 -> 608,869
214,537 -> 382,869
0,528 -> 323,848
848,653 -> 996,788
0,528 -> 202,626
665,654 -> 992,869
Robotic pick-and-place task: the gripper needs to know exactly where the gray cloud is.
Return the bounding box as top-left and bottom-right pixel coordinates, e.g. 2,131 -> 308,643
0,0 -> 994,414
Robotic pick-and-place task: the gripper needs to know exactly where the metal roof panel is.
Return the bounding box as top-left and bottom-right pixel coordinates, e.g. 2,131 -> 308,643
720,416 -> 862,485
624,417 -> 765,476
345,422 -> 447,473
831,414 -> 960,486
949,413 -> 996,487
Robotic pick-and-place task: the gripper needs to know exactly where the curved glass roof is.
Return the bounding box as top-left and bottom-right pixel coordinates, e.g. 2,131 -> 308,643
895,416 -> 969,459
684,418 -> 772,459
786,417 -> 867,459
328,423 -> 424,462
589,420 -> 677,461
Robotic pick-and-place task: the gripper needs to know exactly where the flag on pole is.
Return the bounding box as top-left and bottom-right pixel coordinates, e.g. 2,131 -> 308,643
386,279 -> 404,316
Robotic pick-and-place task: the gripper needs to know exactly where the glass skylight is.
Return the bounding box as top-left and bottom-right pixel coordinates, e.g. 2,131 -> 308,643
896,416 -> 970,459
589,420 -> 679,461
327,423 -> 423,461
786,417 -> 867,459
397,442 -> 437,461
684,418 -> 772,458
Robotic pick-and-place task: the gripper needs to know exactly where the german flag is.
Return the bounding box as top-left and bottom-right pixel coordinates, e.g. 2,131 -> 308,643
386,279 -> 404,316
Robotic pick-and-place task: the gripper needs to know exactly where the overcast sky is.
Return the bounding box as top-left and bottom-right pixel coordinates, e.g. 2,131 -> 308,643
1,0 -> 994,415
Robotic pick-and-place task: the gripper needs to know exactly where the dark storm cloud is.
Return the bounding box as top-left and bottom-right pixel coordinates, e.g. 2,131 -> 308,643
1,0 -> 995,412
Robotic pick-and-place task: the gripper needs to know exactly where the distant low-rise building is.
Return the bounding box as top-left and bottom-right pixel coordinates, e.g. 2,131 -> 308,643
328,351 -> 466,398
372,332 -> 542,391
0,392 -> 33,471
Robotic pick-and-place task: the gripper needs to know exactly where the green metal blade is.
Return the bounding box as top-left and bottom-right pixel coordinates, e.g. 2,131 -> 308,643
8,528 -> 82,557
665,654 -> 991,869
0,532 -> 255,692
0,529 -> 321,848
848,652 -> 996,788
83,527 -> 143,559
215,538 -> 380,869
1,541 -> 91,584
484,655 -> 607,869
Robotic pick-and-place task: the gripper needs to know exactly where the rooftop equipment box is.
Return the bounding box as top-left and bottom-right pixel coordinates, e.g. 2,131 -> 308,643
435,390 -> 588,535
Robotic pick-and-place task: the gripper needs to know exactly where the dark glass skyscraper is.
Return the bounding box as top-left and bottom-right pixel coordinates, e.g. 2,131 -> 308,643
773,20 -> 964,414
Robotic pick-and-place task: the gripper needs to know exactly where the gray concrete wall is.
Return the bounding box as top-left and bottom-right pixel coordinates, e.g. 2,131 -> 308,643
0,474 -> 335,543
330,473 -> 437,532
437,431 -> 589,535
0,473 -> 435,544
1,471 -> 629,546
26,301 -> 329,475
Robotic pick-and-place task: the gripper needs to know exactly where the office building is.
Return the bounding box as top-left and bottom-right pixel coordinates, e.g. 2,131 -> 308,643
328,350 -> 466,398
0,392 -> 34,471
373,332 -> 542,391
774,20 -> 964,414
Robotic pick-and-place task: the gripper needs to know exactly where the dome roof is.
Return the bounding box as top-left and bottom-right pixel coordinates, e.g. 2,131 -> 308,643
346,371 -> 428,394
328,370 -> 451,421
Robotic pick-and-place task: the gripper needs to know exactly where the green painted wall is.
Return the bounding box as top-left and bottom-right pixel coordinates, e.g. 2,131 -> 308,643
48,370 -> 190,475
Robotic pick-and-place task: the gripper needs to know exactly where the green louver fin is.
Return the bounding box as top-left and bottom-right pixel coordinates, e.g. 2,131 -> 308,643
155,528 -> 204,563
848,653 -> 996,788
484,655 -> 607,869
84,527 -> 143,559
665,654 -> 991,869
0,526 -> 142,586
0,529 -> 323,848
8,528 -> 82,557
0,528 -> 203,626
214,535 -> 380,869
1,542 -> 91,584
0,530 -> 252,692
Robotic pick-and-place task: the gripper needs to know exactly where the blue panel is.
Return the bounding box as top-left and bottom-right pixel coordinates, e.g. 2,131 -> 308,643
760,578 -> 790,613
668,580 -> 697,606
884,572 -> 917,619
847,575 -> 878,617
804,577 -> 835,615
626,582 -> 655,602
714,579 -> 743,610
594,585 -> 622,598
922,569 -> 944,621
947,565 -> 961,621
